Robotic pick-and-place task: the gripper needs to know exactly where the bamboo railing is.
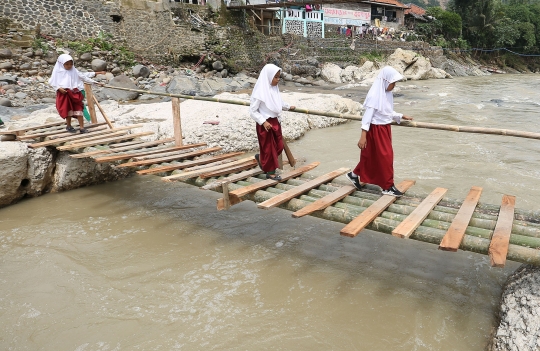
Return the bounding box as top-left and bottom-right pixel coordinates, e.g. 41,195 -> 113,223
101,84 -> 540,141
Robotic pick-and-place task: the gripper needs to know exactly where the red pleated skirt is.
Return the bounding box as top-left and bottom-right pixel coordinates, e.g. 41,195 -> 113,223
56,88 -> 84,119
353,124 -> 394,190
256,117 -> 283,172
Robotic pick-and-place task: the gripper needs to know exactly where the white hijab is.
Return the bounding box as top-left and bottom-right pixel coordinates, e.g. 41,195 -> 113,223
363,66 -> 403,116
48,54 -> 81,90
251,64 -> 283,114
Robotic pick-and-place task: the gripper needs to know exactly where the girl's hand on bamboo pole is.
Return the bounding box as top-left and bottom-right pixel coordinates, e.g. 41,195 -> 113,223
263,121 -> 272,132
358,130 -> 367,149
289,106 -> 296,111
402,115 -> 413,121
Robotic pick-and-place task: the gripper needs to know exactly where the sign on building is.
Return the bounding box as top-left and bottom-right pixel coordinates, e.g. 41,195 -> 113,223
323,7 -> 371,26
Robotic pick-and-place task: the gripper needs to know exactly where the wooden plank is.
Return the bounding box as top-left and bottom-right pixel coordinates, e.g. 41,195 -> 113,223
222,181 -> 231,210
216,162 -> 320,211
70,138 -> 175,158
163,156 -> 254,181
201,168 -> 264,190
172,97 -> 183,146
28,124 -> 142,148
57,132 -> 154,151
92,95 -> 115,129
54,131 -> 131,150
200,160 -> 257,178
22,125 -> 108,142
0,121 -> 67,135
94,143 -> 206,163
109,140 -> 145,148
18,123 -> 109,140
488,195 -> 516,267
119,146 -> 222,168
392,187 -> 448,239
340,180 -> 416,238
132,148 -> 194,161
292,185 -> 356,218
257,168 -> 349,209
439,186 -> 483,252
137,152 -> 244,175
85,83 -> 98,124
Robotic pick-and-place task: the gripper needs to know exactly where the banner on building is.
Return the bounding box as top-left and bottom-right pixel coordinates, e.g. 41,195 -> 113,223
323,7 -> 371,25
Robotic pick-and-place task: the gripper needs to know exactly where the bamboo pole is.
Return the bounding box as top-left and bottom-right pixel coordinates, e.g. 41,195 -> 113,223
101,85 -> 540,142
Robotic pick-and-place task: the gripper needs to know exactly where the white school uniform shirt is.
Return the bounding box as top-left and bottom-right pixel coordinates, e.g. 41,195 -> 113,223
77,72 -> 96,90
249,98 -> 290,125
361,66 -> 404,131
249,63 -> 290,125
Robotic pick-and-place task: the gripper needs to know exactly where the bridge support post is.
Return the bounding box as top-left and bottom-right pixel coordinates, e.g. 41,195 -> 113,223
84,83 -> 98,124
171,97 -> 183,146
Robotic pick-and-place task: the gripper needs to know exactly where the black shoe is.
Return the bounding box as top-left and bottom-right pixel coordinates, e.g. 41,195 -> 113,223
66,126 -> 77,133
382,184 -> 404,197
346,172 -> 363,190
255,154 -> 262,170
79,128 -> 89,134
266,173 -> 282,181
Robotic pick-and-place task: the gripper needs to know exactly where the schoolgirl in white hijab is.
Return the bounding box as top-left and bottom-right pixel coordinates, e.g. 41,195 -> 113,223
346,66 -> 413,197
48,54 -> 99,134
250,64 -> 296,180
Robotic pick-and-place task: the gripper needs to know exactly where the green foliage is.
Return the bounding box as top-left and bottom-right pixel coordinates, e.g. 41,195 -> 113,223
32,37 -> 49,54
358,50 -> 385,63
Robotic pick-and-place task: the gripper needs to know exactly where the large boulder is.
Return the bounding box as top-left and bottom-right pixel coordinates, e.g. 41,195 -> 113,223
212,61 -> 224,71
0,98 -> 12,107
0,62 -> 13,70
167,76 -> 200,96
132,64 -> 150,78
102,75 -> 139,101
386,48 -> 450,80
491,265 -> 540,351
321,63 -> 343,84
80,52 -> 92,62
0,49 -> 12,58
0,142 -> 29,207
91,59 -> 107,72
44,52 -> 58,65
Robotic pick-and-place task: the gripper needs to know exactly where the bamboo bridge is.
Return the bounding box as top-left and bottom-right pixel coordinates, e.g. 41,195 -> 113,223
2,83 -> 540,269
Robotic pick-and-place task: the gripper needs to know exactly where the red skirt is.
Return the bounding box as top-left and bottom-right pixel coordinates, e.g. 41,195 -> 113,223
56,89 -> 84,119
353,124 -> 394,190
256,117 -> 283,172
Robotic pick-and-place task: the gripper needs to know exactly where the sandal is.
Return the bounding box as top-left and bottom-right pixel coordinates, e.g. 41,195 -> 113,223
79,128 -> 89,134
66,126 -> 76,133
255,154 -> 262,170
266,173 -> 282,181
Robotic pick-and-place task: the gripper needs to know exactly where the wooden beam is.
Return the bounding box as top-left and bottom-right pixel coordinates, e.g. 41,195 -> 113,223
118,146 -> 222,168
200,168 -> 264,190
84,83 -> 98,124
292,185 -> 356,218
131,148 -> 195,161
439,186 -> 483,251
109,140 -> 145,148
0,121 -> 67,135
94,143 -> 206,163
92,95 -> 115,129
70,138 -> 176,158
162,156 -> 254,181
222,181 -> 231,210
57,131 -> 154,151
28,124 -> 142,148
136,152 -> 244,175
216,162 -> 320,211
53,130 -> 129,149
171,98 -> 183,146
489,195 -> 516,267
200,160 -> 257,178
340,180 -> 416,237
18,123 -> 109,140
392,187 -> 448,239
258,168 -> 349,209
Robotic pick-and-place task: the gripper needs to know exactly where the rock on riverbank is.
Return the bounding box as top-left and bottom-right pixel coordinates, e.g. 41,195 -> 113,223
490,264 -> 540,351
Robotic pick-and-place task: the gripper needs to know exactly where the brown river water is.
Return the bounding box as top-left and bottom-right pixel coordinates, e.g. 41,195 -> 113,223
1,75 -> 539,350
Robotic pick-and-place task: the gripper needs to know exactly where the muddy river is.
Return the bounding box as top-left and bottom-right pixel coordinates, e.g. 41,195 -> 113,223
1,74 -> 539,350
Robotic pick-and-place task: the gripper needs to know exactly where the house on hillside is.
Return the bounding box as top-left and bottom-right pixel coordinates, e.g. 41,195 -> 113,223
404,3 -> 427,29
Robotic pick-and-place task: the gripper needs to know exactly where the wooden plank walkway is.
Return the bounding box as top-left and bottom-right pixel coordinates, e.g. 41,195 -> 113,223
3,118 -> 534,269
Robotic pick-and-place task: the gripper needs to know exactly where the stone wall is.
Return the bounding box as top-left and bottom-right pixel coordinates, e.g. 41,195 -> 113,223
0,0 -> 121,39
